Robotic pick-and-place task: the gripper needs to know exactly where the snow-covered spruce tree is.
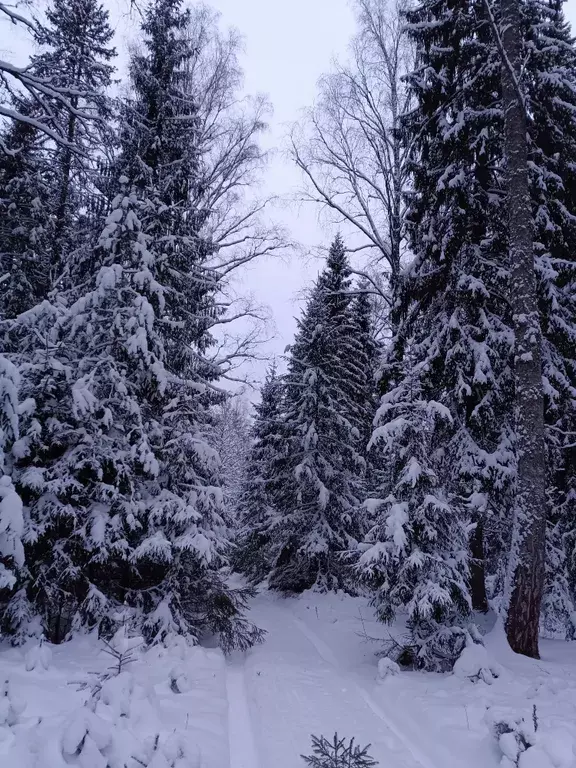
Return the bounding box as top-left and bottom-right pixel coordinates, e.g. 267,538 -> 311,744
0,107 -> 54,319
31,0 -> 116,281
0,356 -> 24,600
233,363 -> 285,583
3,177 -> 259,648
362,0 -> 576,651
358,0 -> 518,667
112,0 -> 260,648
1,187 -> 160,643
524,0 -> 576,639
265,236 -> 368,593
1,0 -> 263,650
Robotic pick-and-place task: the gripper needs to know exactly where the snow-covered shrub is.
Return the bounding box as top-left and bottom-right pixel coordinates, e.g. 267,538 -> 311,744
24,635 -> 52,671
376,657 -> 400,681
169,665 -> 191,694
61,708 -> 113,766
131,733 -> 201,768
302,733 -> 378,767
487,708 -> 537,767
487,708 -> 564,768
453,641 -> 502,684
379,619 -> 479,672
0,678 -> 25,728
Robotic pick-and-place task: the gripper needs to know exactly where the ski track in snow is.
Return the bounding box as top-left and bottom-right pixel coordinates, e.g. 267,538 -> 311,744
291,614 -> 445,768
226,655 -> 260,768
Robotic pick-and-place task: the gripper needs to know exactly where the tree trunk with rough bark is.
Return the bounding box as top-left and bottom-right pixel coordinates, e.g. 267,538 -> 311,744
500,0 -> 547,659
470,520 -> 488,613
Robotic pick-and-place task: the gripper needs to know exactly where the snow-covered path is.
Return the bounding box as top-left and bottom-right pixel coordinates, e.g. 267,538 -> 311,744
226,655 -> 260,768
3,591 -> 576,768
291,613 -> 441,768
239,592 -> 439,768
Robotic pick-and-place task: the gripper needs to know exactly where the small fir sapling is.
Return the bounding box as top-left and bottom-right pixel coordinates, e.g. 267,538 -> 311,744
302,733 -> 378,767
71,607 -> 142,704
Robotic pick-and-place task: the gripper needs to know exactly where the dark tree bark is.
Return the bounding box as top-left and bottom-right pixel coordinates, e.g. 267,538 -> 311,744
470,520 -> 488,613
499,0 -> 547,658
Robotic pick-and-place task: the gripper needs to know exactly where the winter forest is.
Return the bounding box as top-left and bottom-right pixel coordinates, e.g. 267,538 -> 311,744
0,0 -> 576,765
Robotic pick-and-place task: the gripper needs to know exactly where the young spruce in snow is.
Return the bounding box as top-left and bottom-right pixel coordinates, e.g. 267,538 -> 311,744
234,362 -> 286,583
265,236 -> 371,593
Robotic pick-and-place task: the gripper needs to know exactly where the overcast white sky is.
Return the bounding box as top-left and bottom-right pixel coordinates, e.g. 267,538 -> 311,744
203,0 -> 358,386
3,0 -> 576,389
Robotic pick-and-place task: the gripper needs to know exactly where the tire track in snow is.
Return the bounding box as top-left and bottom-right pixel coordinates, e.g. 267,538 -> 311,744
292,616 -> 443,768
226,655 -> 260,768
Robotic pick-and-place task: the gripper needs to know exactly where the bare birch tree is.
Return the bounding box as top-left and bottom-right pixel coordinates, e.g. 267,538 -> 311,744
290,0 -> 413,303
182,6 -> 286,276
178,6 -> 286,383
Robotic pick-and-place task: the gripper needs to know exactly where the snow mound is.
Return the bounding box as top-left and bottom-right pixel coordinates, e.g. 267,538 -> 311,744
25,638 -> 52,671
454,642 -> 503,684
486,706 -> 575,768
0,678 -> 26,727
377,657 -> 401,681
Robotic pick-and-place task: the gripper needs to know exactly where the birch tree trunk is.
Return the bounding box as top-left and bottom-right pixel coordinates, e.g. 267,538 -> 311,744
500,0 -> 547,658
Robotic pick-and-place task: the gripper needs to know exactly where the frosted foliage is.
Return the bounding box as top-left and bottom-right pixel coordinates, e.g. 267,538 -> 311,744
0,477 -> 24,590
0,355 -> 19,472
360,391 -> 471,630
0,355 -> 23,591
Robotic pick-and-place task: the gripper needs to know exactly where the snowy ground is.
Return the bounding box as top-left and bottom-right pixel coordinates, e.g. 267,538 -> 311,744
2,591 -> 576,767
